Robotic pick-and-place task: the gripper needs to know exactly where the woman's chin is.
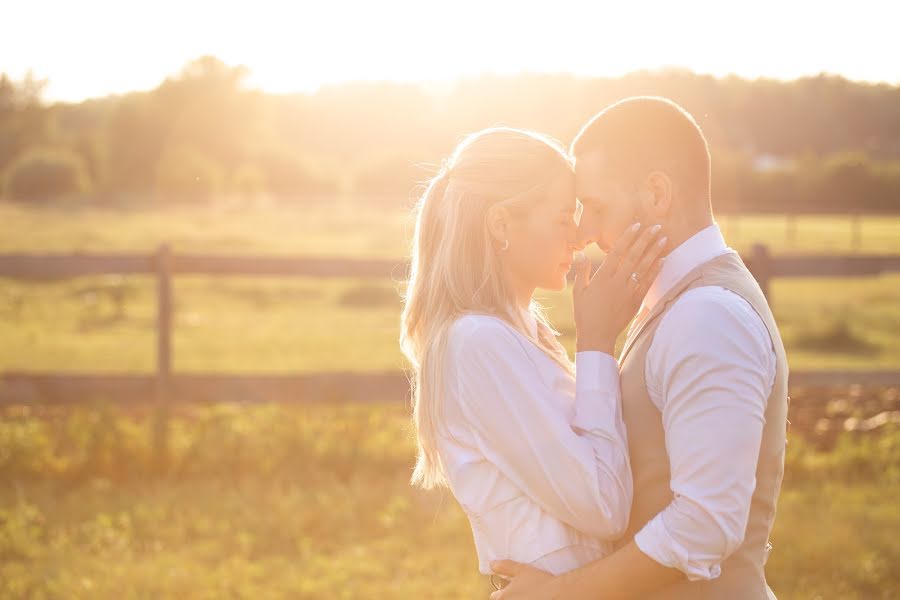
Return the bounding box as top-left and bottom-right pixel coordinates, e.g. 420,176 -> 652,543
540,275 -> 569,292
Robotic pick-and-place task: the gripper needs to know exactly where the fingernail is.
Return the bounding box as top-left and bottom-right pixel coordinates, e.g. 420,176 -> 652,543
650,224 -> 662,234
658,237 -> 668,246
631,223 -> 641,232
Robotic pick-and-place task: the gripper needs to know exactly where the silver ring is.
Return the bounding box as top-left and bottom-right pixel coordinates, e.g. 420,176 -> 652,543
630,272 -> 640,284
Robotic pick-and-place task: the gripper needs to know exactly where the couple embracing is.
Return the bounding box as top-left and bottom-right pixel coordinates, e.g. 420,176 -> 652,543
400,97 -> 788,599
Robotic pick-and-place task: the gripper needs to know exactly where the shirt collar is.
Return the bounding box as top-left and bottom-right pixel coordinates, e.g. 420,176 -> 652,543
641,222 -> 732,313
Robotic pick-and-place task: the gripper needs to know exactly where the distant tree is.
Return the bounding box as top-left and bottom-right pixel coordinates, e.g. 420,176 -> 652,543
8,60 -> 900,211
0,71 -> 51,169
259,149 -> 337,198
154,144 -> 225,203
3,147 -> 90,201
352,155 -> 432,203
230,164 -> 267,199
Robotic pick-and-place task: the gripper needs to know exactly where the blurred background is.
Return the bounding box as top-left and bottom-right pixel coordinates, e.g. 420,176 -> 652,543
1,1 -> 898,598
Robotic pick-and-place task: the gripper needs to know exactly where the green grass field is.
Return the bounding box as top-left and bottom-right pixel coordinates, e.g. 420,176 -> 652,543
0,402 -> 897,599
2,199 -> 899,257
1,199 -> 899,598
2,200 -> 900,374
2,272 -> 900,374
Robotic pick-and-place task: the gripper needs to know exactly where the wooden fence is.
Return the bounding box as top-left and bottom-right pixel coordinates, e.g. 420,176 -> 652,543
2,244 -> 900,465
3,243 -> 900,404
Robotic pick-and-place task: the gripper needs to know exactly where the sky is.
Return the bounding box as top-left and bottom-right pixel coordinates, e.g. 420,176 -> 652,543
3,0 -> 898,102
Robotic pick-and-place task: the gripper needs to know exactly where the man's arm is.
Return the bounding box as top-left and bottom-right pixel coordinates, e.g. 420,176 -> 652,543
493,288 -> 777,599
633,288 -> 776,581
553,540 -> 685,599
490,541 -> 682,600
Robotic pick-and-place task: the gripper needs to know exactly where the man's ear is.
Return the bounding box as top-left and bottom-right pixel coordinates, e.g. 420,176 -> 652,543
486,204 -> 510,246
640,171 -> 673,220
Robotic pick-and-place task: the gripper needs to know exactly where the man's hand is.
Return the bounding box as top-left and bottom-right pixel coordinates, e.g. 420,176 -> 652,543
488,560 -> 559,599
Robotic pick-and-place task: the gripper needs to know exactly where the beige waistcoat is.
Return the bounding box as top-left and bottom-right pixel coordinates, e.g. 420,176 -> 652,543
617,251 -> 788,599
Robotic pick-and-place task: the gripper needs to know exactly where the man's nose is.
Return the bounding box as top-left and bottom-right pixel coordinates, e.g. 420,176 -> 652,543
574,223 -> 593,251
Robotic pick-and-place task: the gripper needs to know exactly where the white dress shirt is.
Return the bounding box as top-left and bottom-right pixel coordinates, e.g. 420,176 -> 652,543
437,309 -> 632,575
583,223 -> 778,581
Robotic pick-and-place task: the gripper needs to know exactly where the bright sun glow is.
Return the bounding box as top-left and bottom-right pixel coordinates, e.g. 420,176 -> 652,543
4,0 -> 898,102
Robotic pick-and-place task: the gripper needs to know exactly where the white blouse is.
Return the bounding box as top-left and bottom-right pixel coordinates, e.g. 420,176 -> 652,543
436,311 -> 632,575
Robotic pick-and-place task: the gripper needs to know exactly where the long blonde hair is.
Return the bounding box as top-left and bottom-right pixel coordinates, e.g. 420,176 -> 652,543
400,127 -> 575,490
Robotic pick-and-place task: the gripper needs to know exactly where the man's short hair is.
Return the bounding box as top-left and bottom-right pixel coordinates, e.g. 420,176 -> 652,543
570,96 -> 711,199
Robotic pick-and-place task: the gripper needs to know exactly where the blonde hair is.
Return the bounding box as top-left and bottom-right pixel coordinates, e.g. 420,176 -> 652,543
400,127 -> 575,490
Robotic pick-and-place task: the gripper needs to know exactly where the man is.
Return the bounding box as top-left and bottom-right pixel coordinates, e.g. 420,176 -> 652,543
490,97 -> 789,599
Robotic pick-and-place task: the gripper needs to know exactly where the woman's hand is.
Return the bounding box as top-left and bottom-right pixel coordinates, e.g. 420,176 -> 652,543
573,222 -> 667,354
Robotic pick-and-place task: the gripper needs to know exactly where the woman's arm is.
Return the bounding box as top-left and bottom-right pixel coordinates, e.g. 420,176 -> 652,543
449,316 -> 632,540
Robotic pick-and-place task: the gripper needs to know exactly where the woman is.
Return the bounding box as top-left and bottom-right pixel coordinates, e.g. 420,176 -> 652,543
399,127 -> 666,587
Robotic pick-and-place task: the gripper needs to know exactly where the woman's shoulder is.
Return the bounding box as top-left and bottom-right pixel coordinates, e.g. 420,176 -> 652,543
447,313 -> 526,357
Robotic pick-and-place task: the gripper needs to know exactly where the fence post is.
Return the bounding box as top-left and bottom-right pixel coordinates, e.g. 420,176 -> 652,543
751,243 -> 773,304
153,243 -> 173,474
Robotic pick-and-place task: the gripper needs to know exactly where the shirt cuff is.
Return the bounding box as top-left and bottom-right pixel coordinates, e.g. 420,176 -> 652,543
575,351 -> 618,390
572,351 -> 620,431
634,513 -> 722,582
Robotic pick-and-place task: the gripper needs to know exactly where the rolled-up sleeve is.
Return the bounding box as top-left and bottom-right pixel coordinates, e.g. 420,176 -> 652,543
634,288 -> 776,580
449,319 -> 632,540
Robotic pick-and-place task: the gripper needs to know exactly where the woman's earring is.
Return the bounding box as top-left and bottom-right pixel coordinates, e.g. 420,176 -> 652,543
500,240 -> 509,252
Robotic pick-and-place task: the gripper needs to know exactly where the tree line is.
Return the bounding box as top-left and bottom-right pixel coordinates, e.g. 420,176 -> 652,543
2,56 -> 900,213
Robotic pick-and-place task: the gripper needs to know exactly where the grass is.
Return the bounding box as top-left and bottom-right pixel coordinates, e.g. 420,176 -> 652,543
2,198 -> 899,374
0,402 -> 897,599
1,199 -> 899,597
0,198 -> 415,258
716,213 -> 900,256
2,199 -> 900,258
2,272 -> 900,374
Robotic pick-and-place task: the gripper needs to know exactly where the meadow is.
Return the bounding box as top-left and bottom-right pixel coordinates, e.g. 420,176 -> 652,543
2,200 -> 900,374
0,401 -> 897,599
1,198 -> 899,598
3,199 -> 900,257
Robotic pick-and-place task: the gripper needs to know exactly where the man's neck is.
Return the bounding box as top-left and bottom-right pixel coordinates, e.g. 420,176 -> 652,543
660,215 -> 714,258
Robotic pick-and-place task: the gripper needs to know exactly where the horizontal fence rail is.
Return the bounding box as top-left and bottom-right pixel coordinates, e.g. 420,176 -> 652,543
0,372 -> 412,405
3,243 -> 899,467
0,252 -> 406,280
2,247 -> 900,280
1,371 -> 899,407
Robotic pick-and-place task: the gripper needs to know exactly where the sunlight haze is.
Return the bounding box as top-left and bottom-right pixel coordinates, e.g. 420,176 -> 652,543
4,0 -> 898,102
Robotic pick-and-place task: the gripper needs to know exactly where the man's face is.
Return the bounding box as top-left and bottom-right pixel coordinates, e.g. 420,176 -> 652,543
574,151 -> 642,252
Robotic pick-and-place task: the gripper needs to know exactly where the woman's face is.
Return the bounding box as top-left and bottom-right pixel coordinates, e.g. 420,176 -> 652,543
503,170 -> 580,293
